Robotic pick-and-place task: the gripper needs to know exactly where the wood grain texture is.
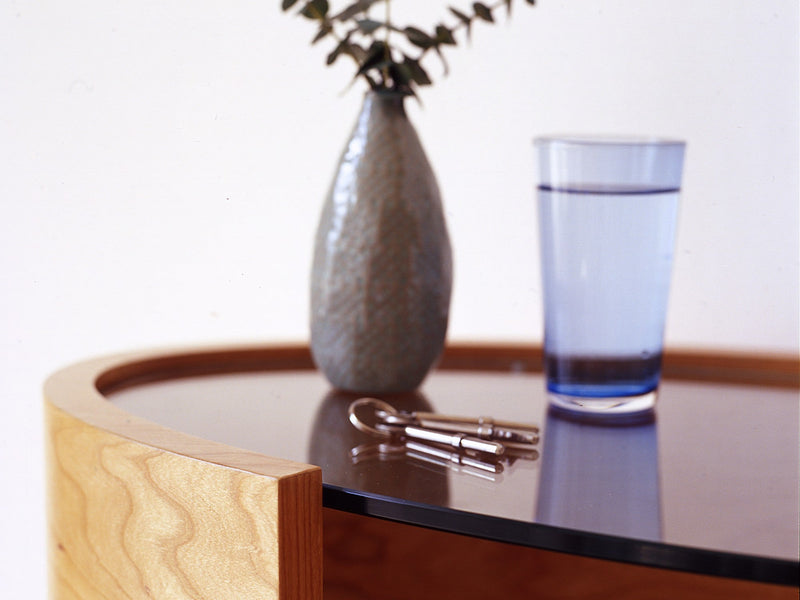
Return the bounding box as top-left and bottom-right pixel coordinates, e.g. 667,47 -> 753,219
45,349 -> 322,600
322,509 -> 797,600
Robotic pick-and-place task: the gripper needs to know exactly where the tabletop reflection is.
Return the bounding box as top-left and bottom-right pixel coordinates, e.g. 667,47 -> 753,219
103,362 -> 798,582
536,409 -> 662,541
307,389 -> 451,506
306,387 -> 542,518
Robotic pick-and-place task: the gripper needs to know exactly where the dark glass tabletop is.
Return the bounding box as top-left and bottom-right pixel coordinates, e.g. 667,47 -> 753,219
105,346 -> 799,585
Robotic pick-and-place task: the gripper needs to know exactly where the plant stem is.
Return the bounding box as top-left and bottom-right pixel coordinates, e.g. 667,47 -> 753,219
385,0 -> 391,44
382,0 -> 392,86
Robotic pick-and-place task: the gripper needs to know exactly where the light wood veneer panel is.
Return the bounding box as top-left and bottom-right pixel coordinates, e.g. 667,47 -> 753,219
45,348 -> 322,600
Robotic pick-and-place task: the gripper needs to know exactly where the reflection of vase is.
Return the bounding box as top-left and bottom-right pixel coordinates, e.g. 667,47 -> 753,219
307,389 -> 449,507
536,412 -> 662,541
310,91 -> 453,394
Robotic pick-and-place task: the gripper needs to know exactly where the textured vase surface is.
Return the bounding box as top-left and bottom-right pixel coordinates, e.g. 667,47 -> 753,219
310,92 -> 453,394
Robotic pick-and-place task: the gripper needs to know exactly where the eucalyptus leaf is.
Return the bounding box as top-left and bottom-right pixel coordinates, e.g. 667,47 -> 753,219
300,0 -> 329,19
449,7 -> 471,25
347,41 -> 368,62
356,18 -> 383,34
332,0 -> 383,21
448,7 -> 472,40
388,62 -> 412,87
312,22 -> 333,43
326,39 -> 349,64
403,55 -> 432,85
435,25 -> 456,45
356,40 -> 389,75
405,26 -> 435,49
281,0 -> 536,94
473,2 -> 493,22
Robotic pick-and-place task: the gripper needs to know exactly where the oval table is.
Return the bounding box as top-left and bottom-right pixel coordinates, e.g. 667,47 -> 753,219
45,344 -> 799,599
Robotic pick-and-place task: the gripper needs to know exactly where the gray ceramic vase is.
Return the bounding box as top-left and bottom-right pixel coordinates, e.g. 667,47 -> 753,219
310,91 -> 453,394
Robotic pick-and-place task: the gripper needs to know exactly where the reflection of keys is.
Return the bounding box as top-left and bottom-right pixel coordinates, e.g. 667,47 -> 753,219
405,440 -> 503,473
350,440 -> 504,475
380,423 -> 505,456
348,398 -> 539,458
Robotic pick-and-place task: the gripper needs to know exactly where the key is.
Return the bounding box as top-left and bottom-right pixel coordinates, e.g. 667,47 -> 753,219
348,398 -> 535,456
378,410 -> 539,445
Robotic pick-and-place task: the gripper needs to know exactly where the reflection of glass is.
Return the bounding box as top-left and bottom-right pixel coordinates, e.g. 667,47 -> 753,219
307,389 -> 450,506
536,411 -> 662,541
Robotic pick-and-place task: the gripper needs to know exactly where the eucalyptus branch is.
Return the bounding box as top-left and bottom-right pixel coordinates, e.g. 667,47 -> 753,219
281,0 -> 536,96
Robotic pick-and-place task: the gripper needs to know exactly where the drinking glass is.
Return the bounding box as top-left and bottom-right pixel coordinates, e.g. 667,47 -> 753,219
535,136 -> 686,418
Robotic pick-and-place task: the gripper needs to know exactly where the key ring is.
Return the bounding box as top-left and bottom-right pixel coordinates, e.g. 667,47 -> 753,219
348,397 -> 398,438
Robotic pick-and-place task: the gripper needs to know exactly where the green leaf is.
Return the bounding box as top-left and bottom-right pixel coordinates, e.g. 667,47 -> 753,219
356,18 -> 382,34
300,0 -> 328,20
388,62 -> 412,89
473,2 -> 494,22
356,40 -> 389,75
332,0 -> 383,22
403,55 -> 432,86
449,7 -> 472,40
347,42 -> 368,63
435,25 -> 456,45
281,0 -> 299,10
449,7 -> 471,24
312,22 -> 333,44
404,26 -> 435,49
326,39 -> 349,64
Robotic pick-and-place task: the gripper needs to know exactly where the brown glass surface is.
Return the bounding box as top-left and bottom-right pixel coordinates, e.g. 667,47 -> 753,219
103,345 -> 799,585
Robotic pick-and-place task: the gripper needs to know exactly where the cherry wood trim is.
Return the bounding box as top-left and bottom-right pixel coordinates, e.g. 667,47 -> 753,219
91,343 -> 799,394
322,509 -> 797,600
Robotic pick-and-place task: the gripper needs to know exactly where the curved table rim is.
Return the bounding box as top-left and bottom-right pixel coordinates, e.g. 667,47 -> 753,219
45,343 -> 800,587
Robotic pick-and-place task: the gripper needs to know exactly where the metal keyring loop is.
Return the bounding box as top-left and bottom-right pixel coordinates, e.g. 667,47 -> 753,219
348,397 -> 398,438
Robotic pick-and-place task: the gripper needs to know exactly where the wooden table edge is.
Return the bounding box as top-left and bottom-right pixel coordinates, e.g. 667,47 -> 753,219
44,345 -> 323,600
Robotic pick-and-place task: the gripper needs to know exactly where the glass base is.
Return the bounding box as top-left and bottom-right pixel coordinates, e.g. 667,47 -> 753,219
547,391 -> 657,425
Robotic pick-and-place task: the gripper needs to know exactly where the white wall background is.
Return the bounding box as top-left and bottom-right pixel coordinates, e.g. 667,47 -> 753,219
2,0 -> 797,596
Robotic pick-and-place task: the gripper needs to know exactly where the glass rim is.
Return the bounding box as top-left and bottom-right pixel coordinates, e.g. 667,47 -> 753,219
534,135 -> 686,148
